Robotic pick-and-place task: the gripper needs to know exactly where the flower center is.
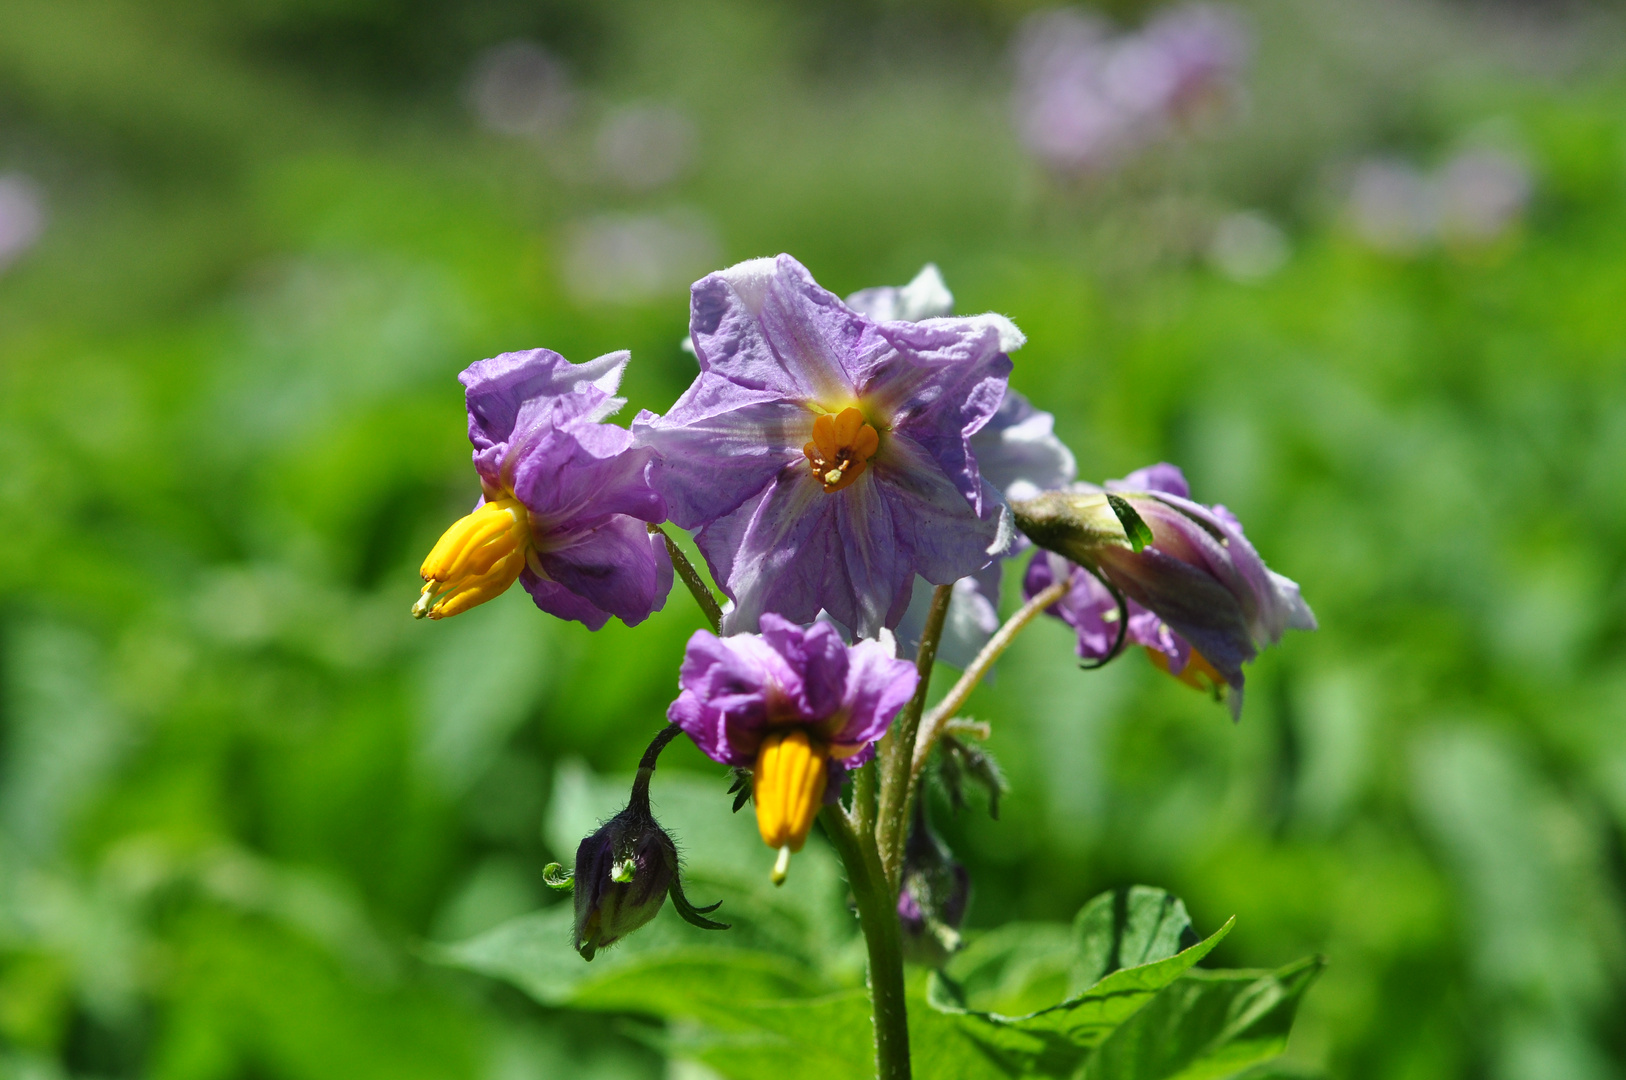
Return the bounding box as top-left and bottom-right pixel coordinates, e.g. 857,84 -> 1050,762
412,496 -> 531,619
803,407 -> 880,494
752,728 -> 828,884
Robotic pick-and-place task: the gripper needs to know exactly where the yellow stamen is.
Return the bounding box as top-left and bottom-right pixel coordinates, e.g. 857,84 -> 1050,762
1147,646 -> 1227,699
412,497 -> 530,620
753,729 -> 828,883
803,407 -> 880,494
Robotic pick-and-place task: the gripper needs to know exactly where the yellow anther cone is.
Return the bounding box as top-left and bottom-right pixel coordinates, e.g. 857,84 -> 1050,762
753,730 -> 828,883
413,497 -> 531,620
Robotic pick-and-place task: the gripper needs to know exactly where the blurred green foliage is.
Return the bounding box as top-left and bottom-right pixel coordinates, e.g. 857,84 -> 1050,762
2,0 -> 1625,1077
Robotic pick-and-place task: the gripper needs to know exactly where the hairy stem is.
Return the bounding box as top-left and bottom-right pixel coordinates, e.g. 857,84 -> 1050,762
910,580 -> 1068,782
876,583 -> 952,890
821,805 -> 911,1080
653,524 -> 723,632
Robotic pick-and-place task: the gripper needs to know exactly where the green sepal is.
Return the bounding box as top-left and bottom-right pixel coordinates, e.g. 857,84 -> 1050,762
542,863 -> 574,892
1107,494 -> 1155,552
669,878 -> 730,931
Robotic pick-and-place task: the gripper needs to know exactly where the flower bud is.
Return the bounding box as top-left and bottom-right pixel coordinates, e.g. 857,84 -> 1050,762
1010,490 -> 1152,568
897,803 -> 970,968
571,805 -> 679,961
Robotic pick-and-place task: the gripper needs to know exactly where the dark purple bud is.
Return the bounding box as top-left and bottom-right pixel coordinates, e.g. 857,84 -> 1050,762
572,805 -> 679,961
897,802 -> 971,968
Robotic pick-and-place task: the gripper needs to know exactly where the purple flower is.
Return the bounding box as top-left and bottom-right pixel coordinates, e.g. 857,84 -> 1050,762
1016,463 -> 1314,717
413,349 -> 672,629
668,614 -> 918,878
634,255 -> 1022,638
1012,4 -> 1248,175
845,266 -> 1075,666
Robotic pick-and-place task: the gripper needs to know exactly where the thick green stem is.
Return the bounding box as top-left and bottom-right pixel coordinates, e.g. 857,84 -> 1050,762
821,805 -> 911,1080
876,583 -> 952,890
653,524 -> 723,632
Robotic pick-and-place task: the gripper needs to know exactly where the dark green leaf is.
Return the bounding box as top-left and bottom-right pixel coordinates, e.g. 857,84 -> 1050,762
1079,956 -> 1325,1080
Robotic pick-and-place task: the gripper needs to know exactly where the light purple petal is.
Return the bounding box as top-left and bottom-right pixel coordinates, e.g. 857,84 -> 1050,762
872,435 -> 1005,586
532,515 -> 672,627
831,638 -> 919,750
1108,462 -> 1190,499
633,376 -> 809,528
971,389 -> 1077,501
519,569 -> 613,632
689,255 -> 858,405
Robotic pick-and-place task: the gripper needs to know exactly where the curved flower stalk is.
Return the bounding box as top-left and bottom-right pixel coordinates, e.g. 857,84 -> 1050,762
668,614 -> 918,883
1016,463 -> 1315,717
845,266 -> 1076,666
413,348 -> 673,629
634,254 -> 1021,638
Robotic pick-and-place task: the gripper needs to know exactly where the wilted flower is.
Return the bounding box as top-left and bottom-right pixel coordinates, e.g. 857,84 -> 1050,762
413,349 -> 672,628
1015,463 -> 1314,717
635,254 -> 1022,637
668,615 -> 918,882
1012,4 -> 1249,175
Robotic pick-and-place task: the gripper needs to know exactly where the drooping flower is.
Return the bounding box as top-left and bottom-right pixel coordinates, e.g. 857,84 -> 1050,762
413,348 -> 672,629
845,267 -> 1075,666
667,614 -> 919,881
1015,463 -> 1314,717
634,254 -> 1022,637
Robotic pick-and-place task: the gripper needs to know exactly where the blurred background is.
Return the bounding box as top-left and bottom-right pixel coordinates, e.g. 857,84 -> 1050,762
2,0 -> 1625,1077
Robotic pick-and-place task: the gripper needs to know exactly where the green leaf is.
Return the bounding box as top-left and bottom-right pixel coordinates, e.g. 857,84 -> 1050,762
1070,886 -> 1201,994
930,910 -> 1229,1073
1078,956 -> 1325,1080
1106,495 -> 1155,553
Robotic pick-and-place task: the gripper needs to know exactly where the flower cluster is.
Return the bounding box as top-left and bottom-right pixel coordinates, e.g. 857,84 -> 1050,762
1012,4 -> 1249,175
411,253 -> 1314,960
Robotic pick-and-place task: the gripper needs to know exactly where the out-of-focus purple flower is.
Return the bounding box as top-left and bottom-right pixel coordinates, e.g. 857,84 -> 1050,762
0,175 -> 46,273
467,41 -> 575,138
1015,463 -> 1314,718
635,254 -> 1023,638
1347,158 -> 1436,254
561,209 -> 721,306
413,349 -> 672,629
850,267 -> 1075,666
1012,4 -> 1249,175
1346,148 -> 1533,254
668,614 -> 918,878
595,103 -> 697,190
1436,148 -> 1531,245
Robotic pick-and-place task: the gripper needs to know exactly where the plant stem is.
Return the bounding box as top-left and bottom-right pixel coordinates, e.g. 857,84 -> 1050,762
821,805 -> 911,1080
910,580 -> 1068,782
653,524 -> 723,632
876,583 -> 952,890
